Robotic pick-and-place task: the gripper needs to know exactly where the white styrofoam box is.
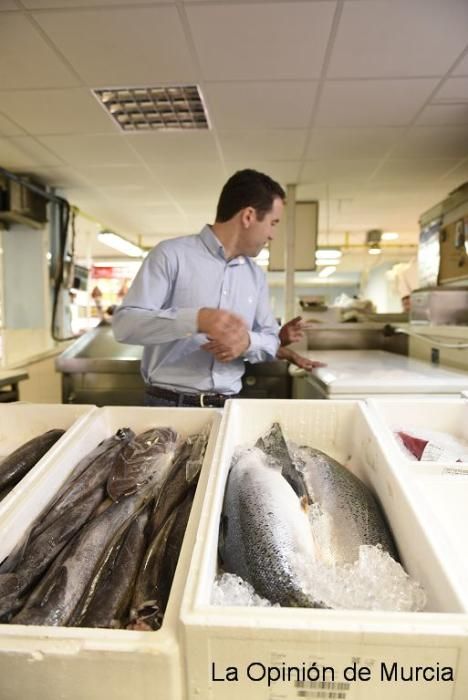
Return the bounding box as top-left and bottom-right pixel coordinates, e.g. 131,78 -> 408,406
180,399 -> 468,700
365,397 -> 468,469
0,402 -> 96,517
0,405 -> 221,700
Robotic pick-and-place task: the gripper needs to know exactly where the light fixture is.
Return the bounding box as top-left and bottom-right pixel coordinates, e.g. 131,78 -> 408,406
93,85 -> 209,132
382,231 -> 399,241
368,243 -> 382,255
315,249 -> 342,260
98,232 -> 145,257
318,265 -> 336,277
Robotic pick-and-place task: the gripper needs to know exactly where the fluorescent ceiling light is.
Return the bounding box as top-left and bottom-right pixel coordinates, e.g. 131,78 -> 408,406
368,244 -> 382,255
93,85 -> 209,132
382,231 -> 399,241
318,266 -> 336,278
98,232 -> 145,257
315,249 -> 342,259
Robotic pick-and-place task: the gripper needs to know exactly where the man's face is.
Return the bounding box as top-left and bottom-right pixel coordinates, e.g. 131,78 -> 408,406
240,196 -> 284,257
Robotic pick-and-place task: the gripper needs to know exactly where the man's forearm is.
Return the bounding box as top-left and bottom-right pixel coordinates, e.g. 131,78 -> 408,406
112,305 -> 198,345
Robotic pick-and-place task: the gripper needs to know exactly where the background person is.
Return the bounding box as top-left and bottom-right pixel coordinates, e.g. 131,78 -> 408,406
113,169 -> 285,407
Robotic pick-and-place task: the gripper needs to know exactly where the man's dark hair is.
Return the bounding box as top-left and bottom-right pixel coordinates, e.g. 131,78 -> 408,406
215,169 -> 285,222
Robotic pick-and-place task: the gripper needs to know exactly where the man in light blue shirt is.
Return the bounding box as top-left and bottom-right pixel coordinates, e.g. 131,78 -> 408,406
112,169 -> 285,407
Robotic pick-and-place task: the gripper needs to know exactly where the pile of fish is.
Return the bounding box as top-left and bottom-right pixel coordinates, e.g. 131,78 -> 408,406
0,429 -> 65,500
0,425 -> 209,629
218,422 -> 425,611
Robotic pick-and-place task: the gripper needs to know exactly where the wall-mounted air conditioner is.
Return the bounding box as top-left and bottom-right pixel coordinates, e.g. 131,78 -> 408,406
0,176 -> 48,229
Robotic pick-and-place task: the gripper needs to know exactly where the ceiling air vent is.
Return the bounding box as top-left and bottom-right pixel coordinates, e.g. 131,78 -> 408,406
92,85 -> 210,131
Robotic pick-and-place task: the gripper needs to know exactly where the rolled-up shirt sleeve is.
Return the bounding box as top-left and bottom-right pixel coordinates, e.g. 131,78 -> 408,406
112,244 -> 199,345
243,272 -> 280,363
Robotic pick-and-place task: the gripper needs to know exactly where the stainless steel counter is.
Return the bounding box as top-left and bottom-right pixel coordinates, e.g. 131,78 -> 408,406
55,325 -> 292,404
55,325 -> 144,405
305,322 -> 408,354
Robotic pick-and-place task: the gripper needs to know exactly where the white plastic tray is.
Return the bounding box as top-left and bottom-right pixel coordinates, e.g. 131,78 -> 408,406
180,399 -> 468,700
0,405 -> 221,700
0,402 -> 96,518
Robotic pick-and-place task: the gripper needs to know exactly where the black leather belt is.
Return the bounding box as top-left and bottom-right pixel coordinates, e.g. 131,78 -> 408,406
145,384 -> 237,407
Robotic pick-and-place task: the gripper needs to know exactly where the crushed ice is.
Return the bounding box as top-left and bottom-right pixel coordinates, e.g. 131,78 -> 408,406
212,546 -> 426,612
212,573 -> 278,607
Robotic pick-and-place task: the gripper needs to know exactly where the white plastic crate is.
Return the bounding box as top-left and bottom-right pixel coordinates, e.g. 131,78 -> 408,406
364,397 -> 468,623
181,399 -> 468,700
0,402 -> 96,517
0,405 -> 221,700
365,397 -> 468,470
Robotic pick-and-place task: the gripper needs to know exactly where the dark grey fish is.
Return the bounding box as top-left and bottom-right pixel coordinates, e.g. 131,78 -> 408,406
12,486 -> 153,627
0,487 -> 104,621
33,428 -> 134,538
107,427 -> 179,501
149,430 -> 206,538
0,429 -> 65,491
76,506 -> 150,629
127,508 -> 179,630
256,422 -> 309,502
219,448 -> 319,608
296,445 -> 399,564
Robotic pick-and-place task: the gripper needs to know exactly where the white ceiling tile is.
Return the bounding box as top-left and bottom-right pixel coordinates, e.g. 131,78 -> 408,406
316,79 -> 438,126
204,81 -> 318,130
434,77 -> 468,102
440,159 -> 468,185
0,14 -> 79,88
307,127 -> 402,159
73,165 -> 154,188
0,88 -> 117,135
329,0 -> 468,79
301,159 -> 380,184
39,165 -> 89,188
371,159 -> 462,184
218,130 -> 307,161
23,0 -> 168,6
36,134 -> 142,166
94,186 -> 173,207
390,126 -> 468,159
186,2 -> 336,80
0,112 -> 25,136
33,7 -> 197,86
453,51 -> 468,76
224,161 -> 301,187
129,131 -> 220,167
165,178 -> 225,206
0,136 -> 62,168
416,104 -> 468,126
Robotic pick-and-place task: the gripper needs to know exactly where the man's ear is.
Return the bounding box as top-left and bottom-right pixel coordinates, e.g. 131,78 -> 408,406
240,206 -> 255,229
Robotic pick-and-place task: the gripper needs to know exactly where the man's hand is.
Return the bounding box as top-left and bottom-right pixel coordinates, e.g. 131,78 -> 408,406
198,308 -> 250,362
279,316 -> 306,347
277,346 -> 327,371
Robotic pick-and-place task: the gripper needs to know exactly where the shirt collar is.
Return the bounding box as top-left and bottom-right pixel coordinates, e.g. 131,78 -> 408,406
199,225 -> 246,266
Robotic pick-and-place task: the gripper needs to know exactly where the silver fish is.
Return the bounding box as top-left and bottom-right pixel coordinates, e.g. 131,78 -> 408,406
295,445 -> 398,565
219,448 -> 319,608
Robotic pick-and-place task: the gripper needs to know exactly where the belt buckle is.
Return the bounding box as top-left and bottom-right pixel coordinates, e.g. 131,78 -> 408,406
200,393 -> 219,408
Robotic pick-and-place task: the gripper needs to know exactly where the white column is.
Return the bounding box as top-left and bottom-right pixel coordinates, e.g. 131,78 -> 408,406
285,184 -> 296,321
